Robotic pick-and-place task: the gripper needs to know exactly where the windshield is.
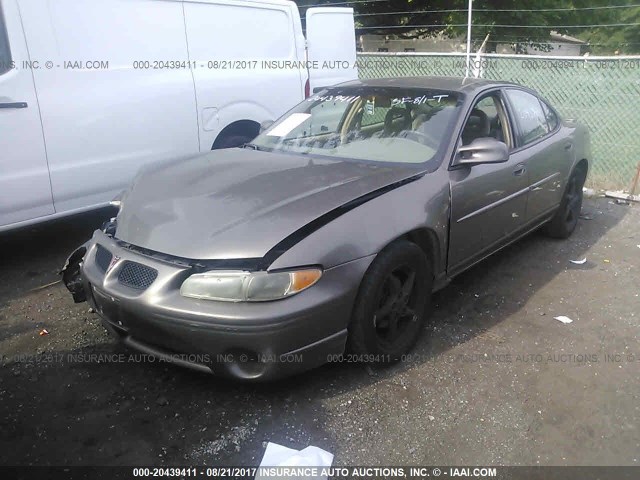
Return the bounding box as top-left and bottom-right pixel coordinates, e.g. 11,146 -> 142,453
251,87 -> 462,164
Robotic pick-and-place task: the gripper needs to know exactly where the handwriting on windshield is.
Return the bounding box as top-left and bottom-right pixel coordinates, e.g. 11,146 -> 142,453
307,95 -> 360,103
391,95 -> 449,106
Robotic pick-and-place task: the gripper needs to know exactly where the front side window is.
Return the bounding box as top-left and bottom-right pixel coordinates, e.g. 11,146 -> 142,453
461,93 -> 512,148
251,87 -> 461,165
0,3 -> 11,75
505,89 -> 549,146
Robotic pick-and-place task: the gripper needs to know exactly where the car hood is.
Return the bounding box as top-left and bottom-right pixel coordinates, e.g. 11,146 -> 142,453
115,148 -> 422,260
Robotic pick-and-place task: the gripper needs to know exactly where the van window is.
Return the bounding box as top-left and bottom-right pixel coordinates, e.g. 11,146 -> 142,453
0,4 -> 11,75
185,4 -> 292,60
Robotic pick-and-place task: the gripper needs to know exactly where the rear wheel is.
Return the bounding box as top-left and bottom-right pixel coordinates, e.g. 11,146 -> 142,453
348,241 -> 432,361
215,134 -> 254,149
545,168 -> 585,239
212,121 -> 260,150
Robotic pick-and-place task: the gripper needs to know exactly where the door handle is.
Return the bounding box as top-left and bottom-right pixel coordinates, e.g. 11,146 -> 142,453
0,102 -> 28,109
513,164 -> 526,176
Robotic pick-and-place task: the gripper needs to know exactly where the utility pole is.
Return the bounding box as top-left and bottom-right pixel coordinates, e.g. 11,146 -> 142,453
465,0 -> 473,77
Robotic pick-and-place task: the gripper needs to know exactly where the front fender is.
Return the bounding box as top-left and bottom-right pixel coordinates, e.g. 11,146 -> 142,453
269,174 -> 450,276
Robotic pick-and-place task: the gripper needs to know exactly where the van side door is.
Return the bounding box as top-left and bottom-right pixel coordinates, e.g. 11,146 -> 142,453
0,0 -> 53,229
18,0 -> 199,215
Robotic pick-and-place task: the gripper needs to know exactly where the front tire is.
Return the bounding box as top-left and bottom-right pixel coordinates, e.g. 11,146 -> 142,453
348,240 -> 432,361
545,168 -> 586,239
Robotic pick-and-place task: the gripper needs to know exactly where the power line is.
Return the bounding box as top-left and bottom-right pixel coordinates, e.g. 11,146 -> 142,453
475,4 -> 640,12
299,0 -> 388,7
354,4 -> 640,17
376,37 -> 581,41
371,37 -> 640,46
357,23 -> 640,30
300,2 -> 640,12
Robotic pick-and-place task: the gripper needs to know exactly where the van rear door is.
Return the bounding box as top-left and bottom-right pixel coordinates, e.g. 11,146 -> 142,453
0,0 -> 53,229
305,7 -> 358,93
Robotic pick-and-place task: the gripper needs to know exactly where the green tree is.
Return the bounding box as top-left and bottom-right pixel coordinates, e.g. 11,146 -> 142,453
295,0 -> 639,54
578,4 -> 640,54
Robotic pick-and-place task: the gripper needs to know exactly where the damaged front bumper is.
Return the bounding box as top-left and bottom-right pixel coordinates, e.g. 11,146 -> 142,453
61,243 -> 90,303
61,230 -> 371,380
61,217 -> 117,302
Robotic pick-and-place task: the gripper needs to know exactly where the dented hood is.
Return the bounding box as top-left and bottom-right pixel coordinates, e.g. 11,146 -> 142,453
115,148 -> 421,260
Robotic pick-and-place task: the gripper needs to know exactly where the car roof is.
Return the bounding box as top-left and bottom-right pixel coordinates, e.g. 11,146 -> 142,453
333,76 -> 519,95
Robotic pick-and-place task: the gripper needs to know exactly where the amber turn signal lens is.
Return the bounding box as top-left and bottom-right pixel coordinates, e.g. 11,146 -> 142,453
290,269 -> 322,293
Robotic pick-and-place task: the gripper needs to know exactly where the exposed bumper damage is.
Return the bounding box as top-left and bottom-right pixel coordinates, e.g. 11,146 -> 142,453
60,230 -> 372,380
60,243 -> 89,303
57,172 -> 424,379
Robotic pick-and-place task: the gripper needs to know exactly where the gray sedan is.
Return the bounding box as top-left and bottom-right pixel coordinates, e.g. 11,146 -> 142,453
63,77 -> 590,380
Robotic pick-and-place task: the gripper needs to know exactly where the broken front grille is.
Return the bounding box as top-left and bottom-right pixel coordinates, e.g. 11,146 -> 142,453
118,261 -> 158,290
95,245 -> 113,273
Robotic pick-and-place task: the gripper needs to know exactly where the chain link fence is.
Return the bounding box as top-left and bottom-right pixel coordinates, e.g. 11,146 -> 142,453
357,52 -> 640,189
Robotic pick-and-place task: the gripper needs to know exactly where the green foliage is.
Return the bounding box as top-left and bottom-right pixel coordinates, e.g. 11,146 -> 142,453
578,5 -> 640,54
294,0 -> 640,54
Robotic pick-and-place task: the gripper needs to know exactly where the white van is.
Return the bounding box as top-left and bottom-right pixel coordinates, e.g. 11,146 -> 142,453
0,0 -> 357,231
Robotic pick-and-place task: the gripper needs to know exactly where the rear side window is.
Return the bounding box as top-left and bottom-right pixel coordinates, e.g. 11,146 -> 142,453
505,89 -> 549,146
540,100 -> 559,131
0,3 -> 11,75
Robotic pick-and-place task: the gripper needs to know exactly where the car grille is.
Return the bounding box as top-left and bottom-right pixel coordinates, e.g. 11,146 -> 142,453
95,244 -> 113,272
118,261 -> 158,290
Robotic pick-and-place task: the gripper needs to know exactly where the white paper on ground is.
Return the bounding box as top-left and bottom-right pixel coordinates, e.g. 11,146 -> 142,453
569,258 -> 587,265
554,315 -> 574,324
255,442 -> 333,480
266,113 -> 311,137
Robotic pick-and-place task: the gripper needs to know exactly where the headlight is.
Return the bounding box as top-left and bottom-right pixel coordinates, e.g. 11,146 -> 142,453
179,268 -> 322,302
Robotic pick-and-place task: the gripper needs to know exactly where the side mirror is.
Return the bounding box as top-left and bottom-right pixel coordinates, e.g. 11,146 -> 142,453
259,120 -> 274,134
455,138 -> 509,166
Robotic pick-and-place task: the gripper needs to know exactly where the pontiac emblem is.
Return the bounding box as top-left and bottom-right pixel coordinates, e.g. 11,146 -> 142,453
106,256 -> 120,273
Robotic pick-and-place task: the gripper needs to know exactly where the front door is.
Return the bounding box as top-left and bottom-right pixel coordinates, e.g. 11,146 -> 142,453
448,91 -> 529,274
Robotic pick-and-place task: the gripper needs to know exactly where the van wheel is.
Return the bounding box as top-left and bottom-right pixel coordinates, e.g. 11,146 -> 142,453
215,134 -> 254,149
348,241 -> 432,362
545,168 -> 585,239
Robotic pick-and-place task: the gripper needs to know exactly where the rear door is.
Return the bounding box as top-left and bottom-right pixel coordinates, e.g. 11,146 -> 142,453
305,7 -> 357,93
0,0 -> 53,228
504,88 -> 570,223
